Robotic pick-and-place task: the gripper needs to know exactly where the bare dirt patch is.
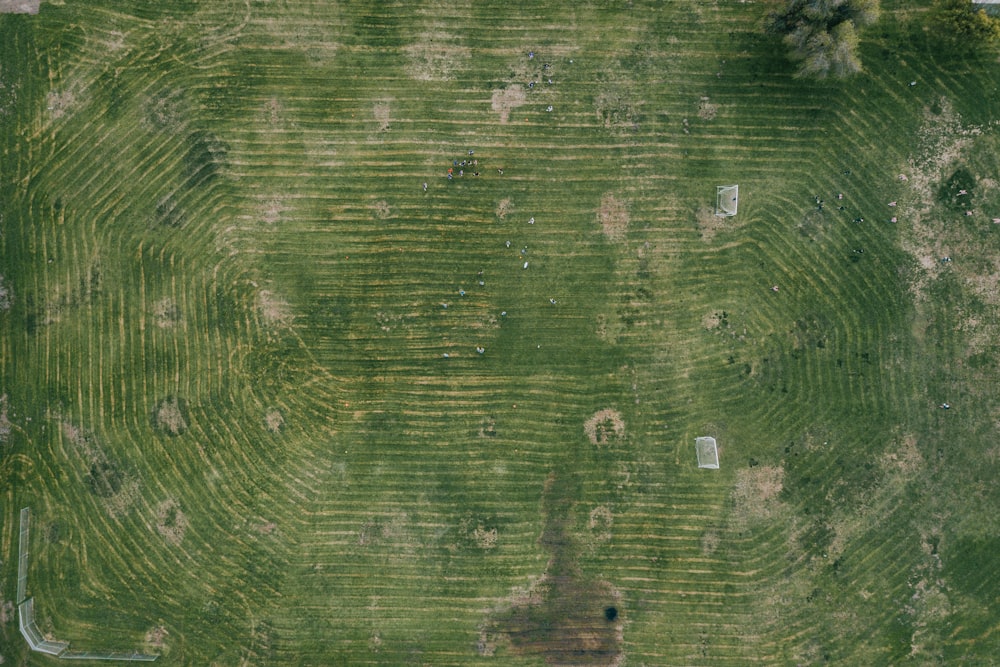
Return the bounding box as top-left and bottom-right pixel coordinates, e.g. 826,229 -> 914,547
730,465 -> 786,527
405,29 -> 469,81
597,193 -> 629,242
697,96 -> 718,120
265,408 -> 284,433
373,101 -> 390,131
259,196 -> 288,225
491,85 -> 526,124
152,297 -> 181,329
156,499 -> 188,545
495,197 -> 514,220
584,409 -> 625,446
152,396 -> 188,437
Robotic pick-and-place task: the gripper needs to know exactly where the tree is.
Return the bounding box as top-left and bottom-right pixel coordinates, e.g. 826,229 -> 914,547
931,0 -> 1000,50
766,0 -> 880,79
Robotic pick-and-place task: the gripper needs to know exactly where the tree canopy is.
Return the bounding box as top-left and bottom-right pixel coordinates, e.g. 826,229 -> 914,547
931,0 -> 1000,50
766,0 -> 880,79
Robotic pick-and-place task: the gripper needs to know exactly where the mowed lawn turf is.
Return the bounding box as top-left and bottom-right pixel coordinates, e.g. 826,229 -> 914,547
2,0 -> 1000,664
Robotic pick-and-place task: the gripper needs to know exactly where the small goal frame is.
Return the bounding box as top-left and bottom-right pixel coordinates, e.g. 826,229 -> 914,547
716,185 -> 738,217
696,436 -> 719,469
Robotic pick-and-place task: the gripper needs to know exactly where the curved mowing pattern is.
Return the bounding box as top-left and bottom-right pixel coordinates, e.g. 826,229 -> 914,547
2,0 -> 1000,664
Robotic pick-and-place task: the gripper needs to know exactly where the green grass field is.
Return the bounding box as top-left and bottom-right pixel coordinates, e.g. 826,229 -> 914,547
2,0 -> 1000,664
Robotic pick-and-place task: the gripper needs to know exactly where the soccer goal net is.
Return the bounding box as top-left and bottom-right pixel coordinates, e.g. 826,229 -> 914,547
696,437 -> 719,469
716,185 -> 738,217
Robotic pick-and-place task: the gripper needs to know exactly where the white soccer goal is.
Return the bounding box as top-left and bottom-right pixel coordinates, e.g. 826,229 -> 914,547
696,436 -> 719,469
716,185 -> 738,217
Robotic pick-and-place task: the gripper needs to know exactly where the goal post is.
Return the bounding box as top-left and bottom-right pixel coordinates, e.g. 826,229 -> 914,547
696,437 -> 719,469
716,185 -> 738,217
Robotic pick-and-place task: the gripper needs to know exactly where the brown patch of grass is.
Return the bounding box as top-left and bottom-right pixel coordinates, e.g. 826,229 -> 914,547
144,624 -> 168,650
371,199 -> 391,220
260,197 -> 287,225
265,408 -> 284,433
700,530 -> 720,555
730,465 -> 786,528
156,499 -> 188,546
257,290 -> 293,327
254,521 -> 277,535
45,88 -> 77,121
491,85 -> 526,124
881,434 -> 923,476
697,96 -> 718,120
495,197 -> 513,220
0,0 -> 40,15
472,524 -> 499,549
152,297 -> 181,329
696,205 -> 733,242
0,393 -> 11,443
263,97 -> 283,125
143,89 -> 186,131
595,90 -> 639,131
584,409 -> 625,446
587,505 -> 613,543
404,29 -> 469,81
152,396 -> 188,436
0,598 -> 14,624
373,101 -> 390,131
597,193 -> 629,242
478,416 -> 497,438
0,274 -> 11,311
482,472 -> 623,666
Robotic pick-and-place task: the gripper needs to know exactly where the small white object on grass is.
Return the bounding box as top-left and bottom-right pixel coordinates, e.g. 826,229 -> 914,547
528,217 -> 534,224
523,261 -> 529,269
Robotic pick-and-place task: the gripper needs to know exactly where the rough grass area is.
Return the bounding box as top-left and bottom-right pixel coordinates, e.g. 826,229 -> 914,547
2,1 -> 1000,665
